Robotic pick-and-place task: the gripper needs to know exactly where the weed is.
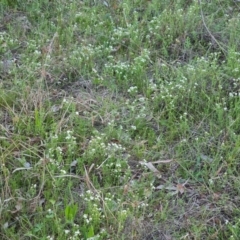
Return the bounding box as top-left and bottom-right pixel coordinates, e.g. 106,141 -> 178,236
1,0 -> 240,239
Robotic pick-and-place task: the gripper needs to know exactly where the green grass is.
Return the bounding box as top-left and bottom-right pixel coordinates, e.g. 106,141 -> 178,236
1,0 -> 240,239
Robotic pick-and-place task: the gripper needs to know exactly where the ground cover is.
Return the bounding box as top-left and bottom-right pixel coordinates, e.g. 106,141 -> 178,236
1,0 -> 240,239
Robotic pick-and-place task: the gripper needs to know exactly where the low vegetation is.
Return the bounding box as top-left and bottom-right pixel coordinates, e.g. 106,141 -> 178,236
1,0 -> 240,239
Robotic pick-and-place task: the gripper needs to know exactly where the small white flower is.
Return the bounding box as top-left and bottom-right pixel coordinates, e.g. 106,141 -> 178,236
131,125 -> 136,130
116,163 -> 121,168
34,50 -> 41,55
74,230 -> 80,236
64,229 -> 70,234
209,179 -> 214,185
139,97 -> 145,102
52,134 -> 58,139
127,86 -> 138,93
56,146 -> 62,153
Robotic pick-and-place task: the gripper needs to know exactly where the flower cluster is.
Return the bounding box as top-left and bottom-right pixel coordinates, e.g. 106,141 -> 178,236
84,133 -> 107,158
64,223 -> 81,240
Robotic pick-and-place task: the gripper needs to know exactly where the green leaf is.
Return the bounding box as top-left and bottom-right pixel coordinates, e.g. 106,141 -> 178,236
64,204 -> 78,222
86,225 -> 94,238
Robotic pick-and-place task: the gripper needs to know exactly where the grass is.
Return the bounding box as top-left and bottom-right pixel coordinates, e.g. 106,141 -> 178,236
1,0 -> 240,239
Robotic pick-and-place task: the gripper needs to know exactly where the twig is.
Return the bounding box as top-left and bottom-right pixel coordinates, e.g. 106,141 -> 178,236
198,0 -> 227,54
